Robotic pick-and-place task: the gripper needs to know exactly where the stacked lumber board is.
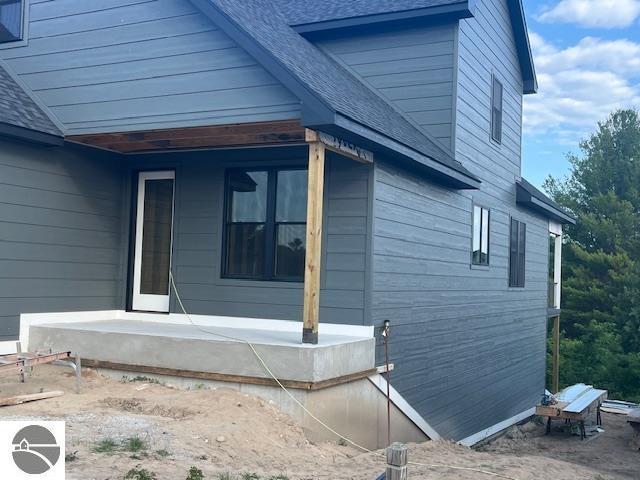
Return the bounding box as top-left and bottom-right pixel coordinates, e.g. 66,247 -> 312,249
536,384 -> 607,439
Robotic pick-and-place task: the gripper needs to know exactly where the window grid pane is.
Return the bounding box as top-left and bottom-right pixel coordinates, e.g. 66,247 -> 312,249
223,167 -> 307,282
275,223 -> 306,279
491,77 -> 503,143
0,0 -> 23,43
509,219 -> 526,287
472,205 -> 490,265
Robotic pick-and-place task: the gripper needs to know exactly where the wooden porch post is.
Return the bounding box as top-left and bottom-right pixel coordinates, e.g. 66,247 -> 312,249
552,314 -> 560,394
303,130 -> 326,344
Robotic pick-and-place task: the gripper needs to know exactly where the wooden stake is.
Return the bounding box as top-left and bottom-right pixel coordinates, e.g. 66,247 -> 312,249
302,136 -> 326,344
386,442 -> 408,480
552,315 -> 560,394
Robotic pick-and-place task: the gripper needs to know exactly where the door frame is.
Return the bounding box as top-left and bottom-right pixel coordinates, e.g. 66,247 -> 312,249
131,170 -> 176,312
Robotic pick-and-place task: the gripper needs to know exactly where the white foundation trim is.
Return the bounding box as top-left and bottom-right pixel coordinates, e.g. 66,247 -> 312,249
18,310 -> 374,350
368,374 -> 441,441
458,406 -> 536,447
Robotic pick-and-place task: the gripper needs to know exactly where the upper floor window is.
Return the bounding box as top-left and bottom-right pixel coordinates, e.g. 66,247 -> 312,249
509,218 -> 526,287
491,75 -> 503,144
223,167 -> 307,282
472,205 -> 490,265
0,0 -> 24,43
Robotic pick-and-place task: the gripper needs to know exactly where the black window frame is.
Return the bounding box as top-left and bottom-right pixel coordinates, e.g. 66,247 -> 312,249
509,218 -> 526,288
0,0 -> 25,44
222,166 -> 308,283
471,204 -> 491,266
491,75 -> 503,144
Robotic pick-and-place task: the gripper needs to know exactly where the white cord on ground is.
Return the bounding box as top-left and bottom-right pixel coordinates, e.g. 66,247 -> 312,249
169,272 -> 371,453
169,271 -> 519,480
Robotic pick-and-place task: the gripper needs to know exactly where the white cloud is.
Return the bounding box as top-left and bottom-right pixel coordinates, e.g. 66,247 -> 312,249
537,0 -> 640,28
523,33 -> 640,146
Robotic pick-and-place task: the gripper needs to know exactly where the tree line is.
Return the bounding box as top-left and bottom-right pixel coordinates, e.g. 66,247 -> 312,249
545,109 -> 640,402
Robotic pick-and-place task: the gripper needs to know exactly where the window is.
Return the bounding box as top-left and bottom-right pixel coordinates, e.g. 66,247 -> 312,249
509,218 -> 526,287
223,167 -> 307,281
472,205 -> 490,265
491,76 -> 503,143
0,0 -> 23,43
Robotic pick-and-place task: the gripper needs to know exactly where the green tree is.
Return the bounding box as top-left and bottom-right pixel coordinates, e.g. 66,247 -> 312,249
544,109 -> 640,401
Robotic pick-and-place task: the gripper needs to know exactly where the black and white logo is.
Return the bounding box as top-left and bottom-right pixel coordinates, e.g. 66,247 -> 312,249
12,425 -> 61,474
1,421 -> 65,479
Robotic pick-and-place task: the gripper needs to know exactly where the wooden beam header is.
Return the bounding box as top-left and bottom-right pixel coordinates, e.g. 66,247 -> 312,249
68,120 -> 306,154
306,129 -> 374,164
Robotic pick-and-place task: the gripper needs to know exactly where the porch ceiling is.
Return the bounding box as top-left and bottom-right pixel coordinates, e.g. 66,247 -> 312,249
67,120 -> 306,154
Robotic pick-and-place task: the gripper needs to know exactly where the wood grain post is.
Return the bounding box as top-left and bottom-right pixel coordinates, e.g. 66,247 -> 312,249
386,442 -> 408,480
302,131 -> 326,345
552,315 -> 560,394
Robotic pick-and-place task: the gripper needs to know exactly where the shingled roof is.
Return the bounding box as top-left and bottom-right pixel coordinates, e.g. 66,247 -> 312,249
194,0 -> 481,188
275,0 -> 464,26
0,62 -> 62,142
276,0 -> 536,94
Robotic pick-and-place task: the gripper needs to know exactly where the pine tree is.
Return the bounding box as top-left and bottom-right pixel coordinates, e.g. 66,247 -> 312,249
544,109 -> 640,401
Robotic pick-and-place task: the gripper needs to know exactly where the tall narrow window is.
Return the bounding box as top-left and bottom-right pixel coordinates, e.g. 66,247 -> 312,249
491,76 -> 503,144
223,167 -> 307,281
0,0 -> 23,43
472,205 -> 490,265
509,218 -> 526,287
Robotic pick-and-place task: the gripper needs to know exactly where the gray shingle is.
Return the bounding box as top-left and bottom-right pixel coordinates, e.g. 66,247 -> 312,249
0,62 -> 61,137
275,0 -> 460,25
209,0 -> 476,181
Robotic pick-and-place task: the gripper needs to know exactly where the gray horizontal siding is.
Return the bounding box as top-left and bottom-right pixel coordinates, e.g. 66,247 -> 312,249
1,0 -> 301,134
317,23 -> 456,150
368,0 -> 545,442
0,137 -> 125,340
127,148 -> 370,326
372,160 -> 549,441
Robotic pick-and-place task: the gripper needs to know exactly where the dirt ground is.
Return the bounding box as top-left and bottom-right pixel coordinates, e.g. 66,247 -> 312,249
0,365 -> 638,480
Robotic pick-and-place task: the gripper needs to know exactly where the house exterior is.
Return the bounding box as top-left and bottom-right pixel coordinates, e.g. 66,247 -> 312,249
0,0 -> 575,446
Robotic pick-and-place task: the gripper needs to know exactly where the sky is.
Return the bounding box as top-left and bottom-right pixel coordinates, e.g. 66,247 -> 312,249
521,0 -> 640,187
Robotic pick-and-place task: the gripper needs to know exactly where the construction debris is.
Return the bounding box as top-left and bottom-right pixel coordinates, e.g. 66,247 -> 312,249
536,384 -> 607,440
0,344 -> 82,393
601,399 -> 639,415
0,390 -> 64,407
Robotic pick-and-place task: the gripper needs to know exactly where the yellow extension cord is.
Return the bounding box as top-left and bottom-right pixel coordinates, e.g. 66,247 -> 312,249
168,272 -> 518,480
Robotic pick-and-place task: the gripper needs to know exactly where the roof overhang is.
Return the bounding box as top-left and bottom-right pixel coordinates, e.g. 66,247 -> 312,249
0,122 -> 64,147
507,0 -> 537,94
291,1 -> 475,35
289,0 -> 536,95
516,179 -> 575,225
191,0 -> 480,191
323,115 -> 481,190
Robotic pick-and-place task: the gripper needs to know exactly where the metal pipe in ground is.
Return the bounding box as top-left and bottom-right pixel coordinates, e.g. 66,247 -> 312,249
382,320 -> 391,446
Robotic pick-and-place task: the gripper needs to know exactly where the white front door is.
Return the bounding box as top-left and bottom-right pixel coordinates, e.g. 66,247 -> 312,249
132,171 -> 175,312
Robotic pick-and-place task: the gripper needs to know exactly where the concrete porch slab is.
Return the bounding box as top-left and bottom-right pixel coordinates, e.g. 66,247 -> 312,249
28,319 -> 375,383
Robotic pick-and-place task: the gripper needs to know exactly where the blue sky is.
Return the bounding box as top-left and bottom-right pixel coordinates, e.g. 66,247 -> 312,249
521,0 -> 640,187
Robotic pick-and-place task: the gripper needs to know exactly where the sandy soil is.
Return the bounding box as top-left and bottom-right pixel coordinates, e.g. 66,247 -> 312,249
0,365 -> 637,480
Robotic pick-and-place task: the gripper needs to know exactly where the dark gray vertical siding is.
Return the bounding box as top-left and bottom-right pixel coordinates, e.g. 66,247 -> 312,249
0,137 -> 125,340
0,0 -> 301,134
127,148 -> 370,325
317,23 -> 457,150
370,0 -> 549,441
